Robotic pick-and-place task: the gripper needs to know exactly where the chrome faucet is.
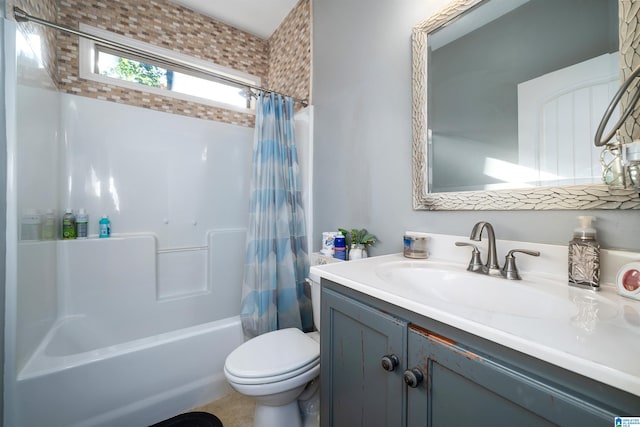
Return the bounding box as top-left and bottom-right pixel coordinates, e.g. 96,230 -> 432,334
469,221 -> 501,275
457,221 -> 540,280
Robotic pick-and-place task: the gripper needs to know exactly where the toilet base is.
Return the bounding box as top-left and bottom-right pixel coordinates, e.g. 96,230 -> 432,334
254,400 -> 301,427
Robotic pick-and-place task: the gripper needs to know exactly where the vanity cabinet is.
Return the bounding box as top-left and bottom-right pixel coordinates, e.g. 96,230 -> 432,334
406,326 -> 615,426
320,283 -> 407,426
320,281 -> 640,427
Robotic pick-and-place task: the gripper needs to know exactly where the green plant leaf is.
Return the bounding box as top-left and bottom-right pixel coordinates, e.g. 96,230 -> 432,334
338,227 -> 377,248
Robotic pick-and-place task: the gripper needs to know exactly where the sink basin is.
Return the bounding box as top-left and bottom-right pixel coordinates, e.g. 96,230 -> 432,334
375,260 -> 578,319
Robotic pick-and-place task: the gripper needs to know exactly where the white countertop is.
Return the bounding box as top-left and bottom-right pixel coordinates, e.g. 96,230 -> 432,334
311,235 -> 640,397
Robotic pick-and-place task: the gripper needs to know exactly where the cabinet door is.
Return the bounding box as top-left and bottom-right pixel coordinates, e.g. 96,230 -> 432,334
406,325 -> 618,427
321,288 -> 407,427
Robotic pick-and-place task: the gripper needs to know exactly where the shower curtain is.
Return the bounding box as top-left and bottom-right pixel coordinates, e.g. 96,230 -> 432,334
240,92 -> 311,338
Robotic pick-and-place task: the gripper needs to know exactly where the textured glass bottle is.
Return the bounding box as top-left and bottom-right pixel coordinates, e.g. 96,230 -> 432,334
568,216 -> 600,290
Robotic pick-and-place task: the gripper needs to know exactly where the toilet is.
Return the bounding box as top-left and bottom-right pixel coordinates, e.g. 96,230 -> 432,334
224,276 -> 322,427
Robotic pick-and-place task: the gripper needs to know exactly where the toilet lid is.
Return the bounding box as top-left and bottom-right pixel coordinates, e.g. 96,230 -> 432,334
225,328 -> 319,380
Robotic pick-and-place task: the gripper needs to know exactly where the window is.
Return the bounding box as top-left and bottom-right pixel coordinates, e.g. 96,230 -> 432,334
79,24 -> 260,112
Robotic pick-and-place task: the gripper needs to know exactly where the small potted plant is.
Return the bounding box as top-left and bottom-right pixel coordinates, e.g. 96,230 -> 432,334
339,228 -> 377,260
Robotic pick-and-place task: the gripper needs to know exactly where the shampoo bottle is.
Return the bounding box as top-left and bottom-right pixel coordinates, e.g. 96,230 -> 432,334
41,208 -> 57,240
99,215 -> 111,238
62,209 -> 76,240
568,215 -> 600,290
76,208 -> 89,239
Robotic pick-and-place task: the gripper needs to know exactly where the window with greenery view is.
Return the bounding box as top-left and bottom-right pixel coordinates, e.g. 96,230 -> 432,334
95,46 -> 253,109
104,56 -> 169,88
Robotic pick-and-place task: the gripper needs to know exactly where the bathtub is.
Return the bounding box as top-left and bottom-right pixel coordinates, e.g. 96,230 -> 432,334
14,234 -> 246,427
17,315 -> 243,427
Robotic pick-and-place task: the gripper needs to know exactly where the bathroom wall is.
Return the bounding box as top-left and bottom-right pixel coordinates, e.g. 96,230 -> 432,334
15,83 -> 60,373
1,2 -> 7,422
1,14 -> 62,424
60,93 -> 253,304
7,0 -> 57,83
60,94 -> 252,246
312,0 -> 640,253
269,0 -> 312,103
13,25 -> 61,375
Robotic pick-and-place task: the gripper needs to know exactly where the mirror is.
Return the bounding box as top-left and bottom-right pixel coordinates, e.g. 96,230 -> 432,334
412,0 -> 640,210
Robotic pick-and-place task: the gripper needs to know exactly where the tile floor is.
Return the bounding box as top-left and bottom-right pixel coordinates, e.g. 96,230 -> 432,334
193,390 -> 255,427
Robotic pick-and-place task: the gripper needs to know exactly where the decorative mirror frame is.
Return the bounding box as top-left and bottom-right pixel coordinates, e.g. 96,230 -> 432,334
412,0 -> 640,210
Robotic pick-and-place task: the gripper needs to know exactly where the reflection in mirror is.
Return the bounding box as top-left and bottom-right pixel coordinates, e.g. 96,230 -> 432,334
412,0 -> 640,210
428,0 -> 618,193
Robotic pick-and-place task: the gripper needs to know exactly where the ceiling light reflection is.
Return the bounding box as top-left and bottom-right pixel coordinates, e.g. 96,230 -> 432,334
109,176 -> 120,212
90,168 -> 101,198
16,31 -> 44,68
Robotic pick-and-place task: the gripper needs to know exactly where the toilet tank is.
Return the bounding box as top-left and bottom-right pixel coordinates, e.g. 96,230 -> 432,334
309,253 -> 344,331
308,277 -> 321,332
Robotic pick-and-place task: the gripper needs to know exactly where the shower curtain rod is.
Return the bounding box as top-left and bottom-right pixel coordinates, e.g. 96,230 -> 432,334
12,7 -> 309,107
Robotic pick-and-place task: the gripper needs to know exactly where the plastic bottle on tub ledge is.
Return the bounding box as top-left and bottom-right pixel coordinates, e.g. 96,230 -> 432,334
20,208 -> 42,241
99,215 -> 111,238
76,208 -> 89,239
62,209 -> 76,240
41,209 -> 57,240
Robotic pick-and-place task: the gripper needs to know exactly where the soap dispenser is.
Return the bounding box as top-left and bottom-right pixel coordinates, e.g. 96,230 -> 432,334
568,215 -> 600,290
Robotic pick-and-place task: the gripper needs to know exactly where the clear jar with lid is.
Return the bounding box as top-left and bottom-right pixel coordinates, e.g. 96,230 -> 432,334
403,233 -> 429,259
21,208 -> 42,241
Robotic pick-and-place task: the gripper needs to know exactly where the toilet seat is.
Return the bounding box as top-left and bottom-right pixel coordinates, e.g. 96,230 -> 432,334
225,358 -> 319,386
225,328 -> 319,385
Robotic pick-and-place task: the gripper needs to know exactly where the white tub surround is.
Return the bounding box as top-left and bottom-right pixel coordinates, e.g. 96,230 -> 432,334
13,234 -> 247,427
311,233 -> 640,397
6,88 -> 314,426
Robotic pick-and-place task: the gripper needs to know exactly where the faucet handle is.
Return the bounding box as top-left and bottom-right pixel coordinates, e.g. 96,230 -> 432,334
455,242 -> 484,272
501,249 -> 541,280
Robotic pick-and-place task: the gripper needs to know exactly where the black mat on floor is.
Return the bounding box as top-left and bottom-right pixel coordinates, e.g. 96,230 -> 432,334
149,412 -> 223,427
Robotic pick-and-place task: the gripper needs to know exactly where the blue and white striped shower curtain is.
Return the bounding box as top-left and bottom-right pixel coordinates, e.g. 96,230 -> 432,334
240,92 -> 311,338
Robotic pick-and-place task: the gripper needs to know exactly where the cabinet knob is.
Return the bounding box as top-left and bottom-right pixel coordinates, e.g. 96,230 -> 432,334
381,354 -> 400,372
403,368 -> 424,388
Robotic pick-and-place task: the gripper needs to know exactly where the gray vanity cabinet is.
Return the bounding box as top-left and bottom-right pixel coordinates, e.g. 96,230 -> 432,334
406,326 -> 615,426
321,281 -> 639,427
320,284 -> 407,427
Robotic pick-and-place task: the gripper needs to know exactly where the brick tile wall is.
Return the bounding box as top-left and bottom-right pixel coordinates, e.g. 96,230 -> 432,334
10,0 -> 311,127
269,0 -> 311,104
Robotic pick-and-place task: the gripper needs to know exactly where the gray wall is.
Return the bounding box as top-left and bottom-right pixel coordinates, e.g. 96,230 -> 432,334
312,0 -> 640,256
1,1 -> 6,424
